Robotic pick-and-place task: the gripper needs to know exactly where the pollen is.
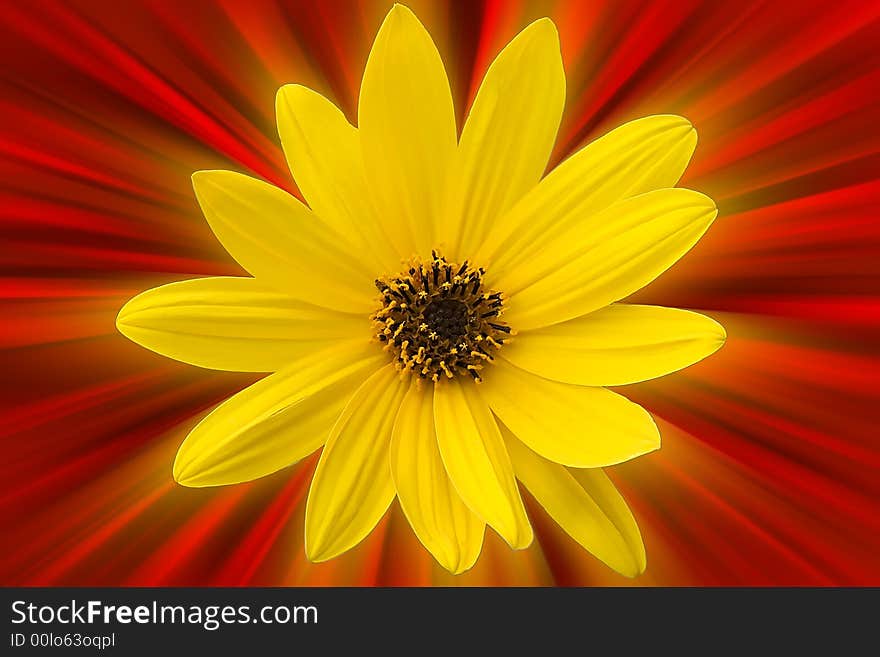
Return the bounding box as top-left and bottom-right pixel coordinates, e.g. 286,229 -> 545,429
371,251 -> 511,382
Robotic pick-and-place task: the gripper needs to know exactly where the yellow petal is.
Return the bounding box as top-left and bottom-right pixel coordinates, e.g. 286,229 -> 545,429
116,276 -> 368,372
275,84 -> 399,273
505,432 -> 646,577
390,381 -> 484,574
479,358 -> 659,468
433,380 -> 532,549
446,18 -> 565,258
359,4 -> 456,257
477,114 -> 698,271
504,304 -> 726,386
499,188 -> 717,331
192,170 -> 374,313
305,364 -> 408,562
173,341 -> 385,487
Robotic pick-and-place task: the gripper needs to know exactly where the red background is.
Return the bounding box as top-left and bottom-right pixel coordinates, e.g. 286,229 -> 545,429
1,0 -> 878,585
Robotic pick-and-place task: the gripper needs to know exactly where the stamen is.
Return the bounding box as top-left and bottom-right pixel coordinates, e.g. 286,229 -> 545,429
372,253 -> 509,382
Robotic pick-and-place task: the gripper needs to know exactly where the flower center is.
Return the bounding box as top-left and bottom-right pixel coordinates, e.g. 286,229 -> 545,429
371,251 -> 510,382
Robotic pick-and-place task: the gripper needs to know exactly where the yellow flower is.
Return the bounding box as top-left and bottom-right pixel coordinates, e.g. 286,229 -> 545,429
116,4 -> 724,576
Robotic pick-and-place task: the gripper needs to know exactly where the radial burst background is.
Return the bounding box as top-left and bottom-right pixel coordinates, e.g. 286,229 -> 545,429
1,0 -> 878,586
